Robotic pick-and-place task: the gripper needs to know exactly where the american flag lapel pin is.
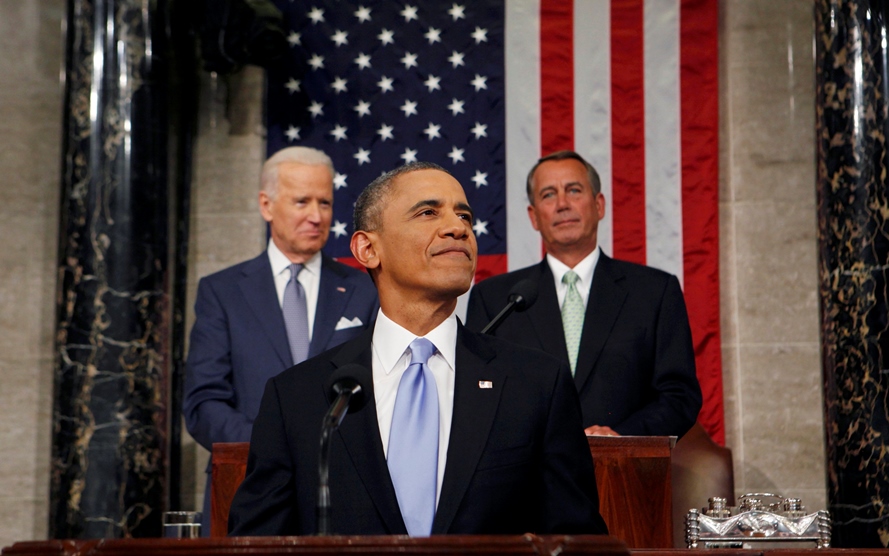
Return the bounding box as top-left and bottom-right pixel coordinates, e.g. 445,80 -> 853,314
478,380 -> 493,389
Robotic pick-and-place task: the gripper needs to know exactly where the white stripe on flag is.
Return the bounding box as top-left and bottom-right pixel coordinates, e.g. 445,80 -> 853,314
643,0 -> 683,283
505,0 -> 542,272
574,0 -> 612,257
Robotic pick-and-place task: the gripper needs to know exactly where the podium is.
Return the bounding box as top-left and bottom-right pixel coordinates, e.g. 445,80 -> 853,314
587,435 -> 674,548
2,535 -> 629,556
209,443 -> 250,538
209,436 -> 674,547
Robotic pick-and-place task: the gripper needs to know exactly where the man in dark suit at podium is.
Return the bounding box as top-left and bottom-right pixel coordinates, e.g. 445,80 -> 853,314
466,151 -> 701,439
228,162 -> 607,536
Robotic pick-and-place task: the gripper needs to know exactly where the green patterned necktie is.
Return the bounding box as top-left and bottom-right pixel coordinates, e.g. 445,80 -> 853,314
561,270 -> 585,376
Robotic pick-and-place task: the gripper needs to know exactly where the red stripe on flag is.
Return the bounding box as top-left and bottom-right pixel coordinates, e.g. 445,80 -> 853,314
610,0 -> 646,264
680,0 -> 723,444
539,0 -> 574,155
475,254 -> 507,283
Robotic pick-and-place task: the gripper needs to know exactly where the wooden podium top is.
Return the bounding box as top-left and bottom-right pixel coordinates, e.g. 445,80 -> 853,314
209,436 -> 675,547
586,436 -> 674,548
2,535 -> 628,556
586,435 -> 675,456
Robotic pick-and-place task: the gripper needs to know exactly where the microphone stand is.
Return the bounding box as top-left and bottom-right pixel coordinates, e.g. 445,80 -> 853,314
480,296 -> 523,335
316,384 -> 358,536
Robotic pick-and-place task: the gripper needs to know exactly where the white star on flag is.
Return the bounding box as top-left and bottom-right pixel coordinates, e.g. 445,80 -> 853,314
377,76 -> 394,93
354,53 -> 372,69
448,51 -> 465,68
471,74 -> 487,91
448,4 -> 466,20
309,54 -> 325,70
308,7 -> 325,24
354,5 -> 372,22
308,101 -> 324,118
287,31 -> 301,46
473,220 -> 489,236
471,170 -> 488,188
423,122 -> 441,140
331,77 -> 348,93
330,124 -> 348,141
309,54 -> 324,70
285,126 -> 300,141
378,28 -> 394,45
401,148 -> 418,163
472,27 -> 488,44
425,27 -> 442,44
424,75 -> 441,92
333,173 -> 347,190
354,148 -> 371,165
448,98 -> 465,115
331,220 -> 349,238
471,122 -> 487,139
448,146 -> 465,164
401,52 -> 418,69
401,5 -> 419,22
331,30 -> 348,46
285,78 -> 300,93
377,124 -> 394,141
400,100 -> 418,117
354,100 -> 371,117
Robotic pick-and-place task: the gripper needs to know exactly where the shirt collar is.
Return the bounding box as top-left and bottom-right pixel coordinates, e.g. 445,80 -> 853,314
546,245 -> 600,287
267,240 -> 322,277
372,308 -> 458,375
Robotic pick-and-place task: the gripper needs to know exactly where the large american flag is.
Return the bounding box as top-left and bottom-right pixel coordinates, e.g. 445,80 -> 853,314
266,0 -> 723,442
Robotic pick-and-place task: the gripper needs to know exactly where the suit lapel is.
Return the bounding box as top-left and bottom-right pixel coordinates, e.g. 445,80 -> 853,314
309,256 -> 355,357
573,254 -> 627,391
237,254 -> 292,368
433,326 -> 502,534
329,329 -> 407,534
524,261 -> 569,360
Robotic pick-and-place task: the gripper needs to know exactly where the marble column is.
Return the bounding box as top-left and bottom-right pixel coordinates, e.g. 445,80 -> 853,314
50,0 -> 173,538
816,0 -> 889,548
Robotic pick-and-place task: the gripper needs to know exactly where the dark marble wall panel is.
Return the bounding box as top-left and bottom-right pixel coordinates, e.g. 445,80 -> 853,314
815,0 -> 889,548
49,0 -> 171,538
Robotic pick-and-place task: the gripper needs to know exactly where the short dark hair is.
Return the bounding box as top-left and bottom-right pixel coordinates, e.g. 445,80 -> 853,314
353,161 -> 449,232
525,150 -> 601,203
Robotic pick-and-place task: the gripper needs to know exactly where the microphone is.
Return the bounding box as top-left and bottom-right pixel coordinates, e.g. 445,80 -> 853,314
316,364 -> 371,536
480,278 -> 539,335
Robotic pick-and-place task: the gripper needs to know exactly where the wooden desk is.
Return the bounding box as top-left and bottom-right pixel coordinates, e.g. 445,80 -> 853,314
2,535 -> 629,555
209,437 -> 674,547
5,540 -> 885,556
588,436 -> 674,549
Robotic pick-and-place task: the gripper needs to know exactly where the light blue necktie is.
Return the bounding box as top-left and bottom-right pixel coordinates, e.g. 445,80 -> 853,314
387,338 -> 439,536
561,270 -> 585,375
282,263 -> 309,365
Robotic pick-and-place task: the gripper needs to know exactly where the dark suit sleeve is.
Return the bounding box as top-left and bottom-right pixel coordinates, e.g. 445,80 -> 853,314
228,377 -> 298,536
541,362 -> 609,534
183,278 -> 253,450
613,275 -> 702,437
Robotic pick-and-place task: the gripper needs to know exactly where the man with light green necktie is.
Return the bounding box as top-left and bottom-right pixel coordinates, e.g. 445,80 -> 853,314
466,150 -> 702,440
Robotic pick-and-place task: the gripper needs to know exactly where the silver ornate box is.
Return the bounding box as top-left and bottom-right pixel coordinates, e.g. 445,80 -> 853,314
686,493 -> 831,549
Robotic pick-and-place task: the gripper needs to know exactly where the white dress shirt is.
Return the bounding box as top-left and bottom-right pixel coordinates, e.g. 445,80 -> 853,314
371,309 -> 457,505
268,241 -> 322,339
546,246 -> 601,309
